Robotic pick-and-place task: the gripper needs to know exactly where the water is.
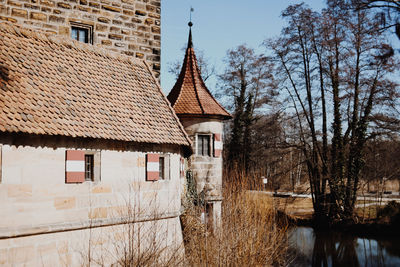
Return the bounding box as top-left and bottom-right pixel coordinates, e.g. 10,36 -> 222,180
288,227 -> 400,267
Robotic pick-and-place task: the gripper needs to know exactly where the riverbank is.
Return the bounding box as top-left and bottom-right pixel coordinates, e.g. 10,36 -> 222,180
249,190 -> 400,238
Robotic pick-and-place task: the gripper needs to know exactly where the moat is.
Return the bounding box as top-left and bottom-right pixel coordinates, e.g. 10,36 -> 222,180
289,226 -> 400,267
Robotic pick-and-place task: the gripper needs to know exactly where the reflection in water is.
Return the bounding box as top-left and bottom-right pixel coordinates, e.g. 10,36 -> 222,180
289,227 -> 400,267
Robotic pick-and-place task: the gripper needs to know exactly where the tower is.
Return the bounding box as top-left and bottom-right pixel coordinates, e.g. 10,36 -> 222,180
167,22 -> 231,230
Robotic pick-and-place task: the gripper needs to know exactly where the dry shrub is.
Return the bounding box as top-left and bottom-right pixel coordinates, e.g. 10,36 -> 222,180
181,181 -> 290,266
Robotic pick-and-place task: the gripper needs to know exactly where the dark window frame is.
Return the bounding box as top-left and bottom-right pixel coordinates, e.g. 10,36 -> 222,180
85,154 -> 94,181
159,156 -> 165,180
197,134 -> 211,156
70,22 -> 93,44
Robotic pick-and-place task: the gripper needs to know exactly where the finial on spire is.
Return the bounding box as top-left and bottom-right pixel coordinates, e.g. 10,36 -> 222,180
188,7 -> 194,48
189,7 -> 194,27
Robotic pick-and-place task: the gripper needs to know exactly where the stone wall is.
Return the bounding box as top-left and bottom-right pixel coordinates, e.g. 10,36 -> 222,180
180,117 -> 224,230
0,0 -> 161,77
0,140 -> 183,265
180,117 -> 224,197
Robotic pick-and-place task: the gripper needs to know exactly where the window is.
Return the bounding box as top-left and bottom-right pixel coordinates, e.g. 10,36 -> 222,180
197,135 -> 211,156
70,23 -> 93,44
85,154 -> 94,181
159,156 -> 165,180
146,153 -> 170,181
66,150 -> 100,183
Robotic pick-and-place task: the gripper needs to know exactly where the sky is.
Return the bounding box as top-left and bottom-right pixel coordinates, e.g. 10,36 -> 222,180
160,0 -> 326,93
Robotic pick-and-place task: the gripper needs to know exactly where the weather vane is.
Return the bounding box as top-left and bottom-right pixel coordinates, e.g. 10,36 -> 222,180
189,7 -> 194,27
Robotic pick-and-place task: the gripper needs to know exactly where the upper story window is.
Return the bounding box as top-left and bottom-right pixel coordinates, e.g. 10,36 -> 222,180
197,134 -> 211,156
71,23 -> 93,44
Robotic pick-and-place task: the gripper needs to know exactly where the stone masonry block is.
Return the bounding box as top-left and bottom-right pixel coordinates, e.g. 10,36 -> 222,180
57,2 -> 71,9
8,246 -> 35,264
30,11 -> 47,21
97,16 -> 109,23
148,12 -> 159,19
122,9 -> 133,16
77,5 -> 90,12
7,184 -> 32,197
89,2 -> 99,8
54,197 -> 76,210
151,26 -> 159,34
102,5 -> 120,12
40,0 -> 55,7
89,207 -> 108,219
49,15 -> 65,23
0,5 -> 9,15
24,3 -> 40,10
7,0 -> 22,7
91,185 -> 112,193
11,8 -> 27,18
135,9 -> 145,16
96,23 -> 107,31
108,33 -> 122,40
41,6 -> 52,12
58,25 -> 69,35
146,4 -> 156,12
5,14 -> 23,22
0,248 -> 7,265
137,157 -> 145,167
101,39 -> 112,45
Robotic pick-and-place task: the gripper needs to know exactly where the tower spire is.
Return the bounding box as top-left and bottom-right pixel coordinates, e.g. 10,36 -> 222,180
188,7 -> 194,48
167,11 -> 231,120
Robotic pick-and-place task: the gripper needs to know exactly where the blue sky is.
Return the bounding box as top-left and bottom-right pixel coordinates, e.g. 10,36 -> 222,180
161,0 -> 326,93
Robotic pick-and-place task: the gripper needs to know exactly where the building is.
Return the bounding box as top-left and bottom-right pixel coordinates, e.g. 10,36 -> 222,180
0,0 -> 161,77
167,22 -> 231,230
0,22 -> 191,266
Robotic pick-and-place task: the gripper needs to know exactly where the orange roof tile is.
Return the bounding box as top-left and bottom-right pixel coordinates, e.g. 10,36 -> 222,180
0,22 -> 191,147
167,27 -> 231,120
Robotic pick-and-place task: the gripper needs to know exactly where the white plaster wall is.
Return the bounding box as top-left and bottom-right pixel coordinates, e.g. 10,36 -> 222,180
0,144 -> 184,266
0,217 -> 183,266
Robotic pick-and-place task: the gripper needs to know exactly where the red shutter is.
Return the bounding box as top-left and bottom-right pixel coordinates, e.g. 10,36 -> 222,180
146,153 -> 159,181
213,133 -> 222,158
65,150 -> 85,183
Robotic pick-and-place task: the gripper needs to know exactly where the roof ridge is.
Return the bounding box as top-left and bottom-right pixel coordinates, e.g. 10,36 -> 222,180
0,22 -> 144,67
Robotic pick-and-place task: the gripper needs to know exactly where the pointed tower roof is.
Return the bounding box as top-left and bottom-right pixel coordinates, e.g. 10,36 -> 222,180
167,23 -> 231,120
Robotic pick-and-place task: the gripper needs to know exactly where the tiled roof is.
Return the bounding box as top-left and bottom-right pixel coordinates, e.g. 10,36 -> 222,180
0,22 -> 191,147
167,27 -> 231,120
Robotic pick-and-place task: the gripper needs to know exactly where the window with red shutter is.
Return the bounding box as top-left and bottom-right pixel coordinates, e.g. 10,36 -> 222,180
65,150 -> 101,183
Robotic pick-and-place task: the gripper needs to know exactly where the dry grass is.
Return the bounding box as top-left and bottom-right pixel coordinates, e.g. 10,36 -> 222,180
181,183 -> 290,266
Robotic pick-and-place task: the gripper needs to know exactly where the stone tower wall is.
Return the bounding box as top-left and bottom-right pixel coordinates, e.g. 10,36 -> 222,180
180,117 -> 224,197
0,0 -> 161,77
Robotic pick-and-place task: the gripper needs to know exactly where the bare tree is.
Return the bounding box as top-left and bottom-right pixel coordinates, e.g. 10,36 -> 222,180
354,0 -> 400,40
267,1 -> 399,223
218,45 -> 273,175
